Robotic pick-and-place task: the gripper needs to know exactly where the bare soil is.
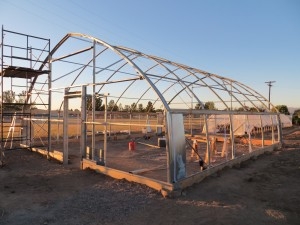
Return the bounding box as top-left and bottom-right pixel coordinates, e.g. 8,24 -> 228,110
1,128 -> 300,225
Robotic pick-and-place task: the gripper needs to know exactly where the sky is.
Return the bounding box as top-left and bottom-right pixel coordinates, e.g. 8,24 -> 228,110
1,0 -> 300,111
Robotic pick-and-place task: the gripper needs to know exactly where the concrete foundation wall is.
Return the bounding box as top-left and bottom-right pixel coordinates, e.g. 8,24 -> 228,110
176,144 -> 279,190
82,143 -> 280,197
82,159 -> 173,194
21,142 -> 280,197
20,144 -> 63,162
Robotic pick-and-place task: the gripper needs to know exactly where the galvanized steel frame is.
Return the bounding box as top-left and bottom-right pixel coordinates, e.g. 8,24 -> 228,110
1,30 -> 283,186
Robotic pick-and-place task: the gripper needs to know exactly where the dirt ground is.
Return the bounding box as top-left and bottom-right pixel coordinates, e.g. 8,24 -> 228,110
1,128 -> 300,225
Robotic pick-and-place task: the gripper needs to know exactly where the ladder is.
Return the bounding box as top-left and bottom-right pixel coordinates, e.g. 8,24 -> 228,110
4,113 -> 16,149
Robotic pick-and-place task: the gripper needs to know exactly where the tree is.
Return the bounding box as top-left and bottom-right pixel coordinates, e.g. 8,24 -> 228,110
2,90 -> 15,103
130,103 -> 137,112
235,105 -> 263,112
194,103 -> 202,110
273,105 -> 290,115
118,103 -> 123,112
293,109 -> 300,117
138,103 -> 144,112
249,107 -> 258,112
1,90 -> 15,110
204,101 -> 216,110
145,101 -> 155,112
107,100 -> 118,111
86,96 -> 104,111
292,109 -> 300,125
124,105 -> 130,112
95,97 -> 104,111
74,109 -> 80,115
16,90 -> 27,104
1,90 -> 36,110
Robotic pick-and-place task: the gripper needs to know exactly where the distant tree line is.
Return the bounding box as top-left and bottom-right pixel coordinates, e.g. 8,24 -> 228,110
193,101 -> 297,122
3,91 -> 298,123
86,96 -> 159,113
0,90 -> 36,111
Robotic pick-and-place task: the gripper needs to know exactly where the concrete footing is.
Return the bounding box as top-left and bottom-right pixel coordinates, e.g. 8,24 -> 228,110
21,142 -> 280,198
82,143 -> 279,197
20,144 -> 63,162
81,158 -> 174,196
176,144 -> 279,191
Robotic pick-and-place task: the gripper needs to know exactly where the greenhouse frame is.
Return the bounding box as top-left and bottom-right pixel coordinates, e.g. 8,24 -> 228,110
1,27 -> 291,194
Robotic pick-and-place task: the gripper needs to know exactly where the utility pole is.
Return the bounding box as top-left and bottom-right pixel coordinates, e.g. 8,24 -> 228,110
265,81 -> 276,110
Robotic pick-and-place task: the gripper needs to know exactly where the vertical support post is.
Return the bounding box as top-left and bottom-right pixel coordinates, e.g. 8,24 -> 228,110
204,114 -> 210,165
229,114 -> 235,159
76,113 -> 79,139
246,115 -> 252,152
271,115 -> 275,144
230,81 -> 233,110
47,52 -> 52,157
29,46 -> 32,69
63,88 -> 69,165
86,146 -> 91,159
92,40 -> 96,160
259,115 -> 264,148
139,113 -> 141,126
146,113 -> 149,133
104,95 -> 108,166
0,26 -> 4,164
164,111 -> 171,183
129,113 -> 132,135
214,115 -> 217,135
29,112 -> 33,147
109,113 -> 112,137
57,111 -> 60,142
190,85 -> 193,136
277,114 -> 283,145
189,113 -> 192,136
80,85 -> 87,159
190,113 -> 193,136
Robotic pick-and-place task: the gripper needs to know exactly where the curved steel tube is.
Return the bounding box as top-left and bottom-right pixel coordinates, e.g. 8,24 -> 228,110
28,32 -> 275,112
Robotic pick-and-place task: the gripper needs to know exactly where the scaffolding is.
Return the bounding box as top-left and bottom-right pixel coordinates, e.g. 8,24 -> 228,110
0,27 -> 51,164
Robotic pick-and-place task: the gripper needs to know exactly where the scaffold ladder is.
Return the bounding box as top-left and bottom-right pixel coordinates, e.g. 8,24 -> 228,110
4,113 -> 16,149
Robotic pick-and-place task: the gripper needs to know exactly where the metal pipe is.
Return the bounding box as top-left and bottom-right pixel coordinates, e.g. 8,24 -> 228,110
271,115 -> 275,144
80,85 -> 87,158
51,46 -> 93,62
277,114 -> 283,145
229,114 -> 235,159
104,95 -> 108,166
109,113 -> 112,137
0,26 -> 4,163
92,41 -> 96,160
129,113 -> 132,135
49,77 -> 142,91
3,28 -> 49,41
63,88 -> 69,165
48,52 -> 52,156
204,114 -> 210,165
259,115 -> 265,148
